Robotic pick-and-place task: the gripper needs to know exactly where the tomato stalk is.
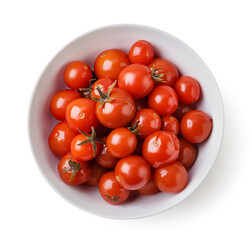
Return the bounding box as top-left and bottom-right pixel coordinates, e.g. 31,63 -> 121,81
60,157 -> 80,182
128,120 -> 141,136
78,78 -> 97,98
104,194 -> 120,202
151,65 -> 166,83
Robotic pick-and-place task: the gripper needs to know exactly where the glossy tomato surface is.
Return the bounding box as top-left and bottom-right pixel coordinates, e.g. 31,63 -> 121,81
85,162 -> 107,187
136,171 -> 159,195
91,78 -> 116,98
161,115 -> 180,135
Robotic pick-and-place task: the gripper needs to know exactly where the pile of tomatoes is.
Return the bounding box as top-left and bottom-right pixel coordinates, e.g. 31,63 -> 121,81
48,40 -> 213,205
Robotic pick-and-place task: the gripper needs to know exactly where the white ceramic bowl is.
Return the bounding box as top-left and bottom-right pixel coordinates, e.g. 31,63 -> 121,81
28,24 -> 224,219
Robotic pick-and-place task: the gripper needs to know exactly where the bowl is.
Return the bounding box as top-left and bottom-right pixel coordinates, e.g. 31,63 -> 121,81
28,24 -> 224,219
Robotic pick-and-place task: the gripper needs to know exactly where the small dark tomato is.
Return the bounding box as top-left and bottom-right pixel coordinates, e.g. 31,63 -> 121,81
136,171 -> 159,195
85,162 -> 107,187
134,98 -> 148,111
161,115 -> 180,135
173,103 -> 196,120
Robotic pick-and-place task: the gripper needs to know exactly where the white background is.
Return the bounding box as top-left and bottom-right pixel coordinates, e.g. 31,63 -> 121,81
1,0 -> 251,239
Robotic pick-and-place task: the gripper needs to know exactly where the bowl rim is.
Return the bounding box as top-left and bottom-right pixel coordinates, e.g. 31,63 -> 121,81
28,23 -> 224,219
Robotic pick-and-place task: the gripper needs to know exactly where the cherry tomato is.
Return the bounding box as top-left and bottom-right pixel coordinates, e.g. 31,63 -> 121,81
48,121 -> 77,157
148,58 -> 179,87
154,161 -> 188,193
115,155 -> 151,190
99,171 -> 130,205
161,115 -> 180,135
85,162 -> 107,187
58,153 -> 92,185
64,61 -> 92,90
95,123 -> 111,138
177,138 -> 197,169
180,110 -> 213,143
94,49 -> 130,80
129,40 -> 154,65
107,128 -> 137,158
173,103 -> 196,120
65,98 -> 98,133
148,85 -> 178,116
96,88 -> 136,129
95,137 -> 119,168
142,130 -> 180,168
91,78 -> 116,99
174,76 -> 200,104
135,97 -> 148,111
131,108 -> 161,138
118,63 -> 155,99
50,89 -> 80,121
136,171 -> 159,195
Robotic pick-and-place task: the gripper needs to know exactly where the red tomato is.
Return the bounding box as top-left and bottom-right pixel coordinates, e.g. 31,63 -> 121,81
173,103 -> 196,120
129,40 -> 154,65
134,98 -> 148,111
96,88 -> 136,129
115,155 -> 151,190
180,110 -> 213,143
95,137 -> 119,168
142,130 -> 180,168
65,98 -> 98,133
107,128 -> 137,158
148,58 -> 179,87
64,61 -> 92,90
177,138 -> 197,169
48,121 -> 77,157
58,153 -> 92,185
154,161 -> 188,193
161,115 -> 180,135
85,162 -> 107,187
136,171 -> 159,195
174,76 -> 200,104
50,89 -> 80,121
95,123 -> 111,138
148,85 -> 178,116
91,78 -> 116,99
99,171 -> 130,205
94,49 -> 130,80
131,108 -> 161,138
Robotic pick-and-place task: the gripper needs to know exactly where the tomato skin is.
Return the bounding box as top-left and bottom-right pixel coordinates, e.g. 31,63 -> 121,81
177,138 -> 197,169
148,58 -> 179,87
161,115 -> 180,135
65,98 -> 98,133
181,110 -> 213,143
118,63 -> 154,99
174,76 -> 200,104
148,85 -> 178,116
154,161 -> 188,193
136,171 -> 159,195
142,130 -> 180,168
48,121 -> 77,157
131,108 -> 161,138
135,98 -> 148,111
173,103 -> 196,120
58,153 -> 92,185
107,128 -> 137,158
64,61 -> 92,90
91,78 -> 116,99
94,49 -> 130,80
85,162 -> 107,187
50,90 -> 80,121
115,155 -> 151,190
99,171 -> 130,205
95,137 -> 119,168
96,88 -> 136,129
129,40 -> 154,65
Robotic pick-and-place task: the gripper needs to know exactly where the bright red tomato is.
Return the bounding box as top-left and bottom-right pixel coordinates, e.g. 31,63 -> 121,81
154,161 -> 188,193
148,58 -> 179,87
161,115 -> 180,135
95,137 -> 119,168
91,78 -> 116,99
142,130 -> 180,168
136,171 -> 159,195
107,128 -> 137,158
177,138 -> 197,169
148,85 -> 178,116
48,121 -> 77,157
64,61 -> 92,90
129,40 -> 154,65
58,153 -> 92,185
131,108 -> 161,138
174,76 -> 200,104
50,89 -> 80,121
134,98 -> 148,111
99,171 -> 130,205
115,155 -> 151,190
85,162 -> 107,187
180,110 -> 213,143
173,103 -> 196,120
65,98 -> 98,133
94,49 -> 130,80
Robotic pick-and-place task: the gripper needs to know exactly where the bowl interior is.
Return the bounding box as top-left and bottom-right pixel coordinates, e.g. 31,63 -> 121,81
29,25 -> 223,219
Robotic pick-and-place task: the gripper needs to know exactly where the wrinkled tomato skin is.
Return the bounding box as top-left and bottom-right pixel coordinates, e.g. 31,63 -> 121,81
85,162 -> 107,187
154,161 -> 188,193
48,121 -> 77,157
136,171 -> 159,195
142,130 -> 180,168
99,171 -> 130,205
180,110 -> 213,143
173,103 -> 196,120
161,115 -> 180,136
